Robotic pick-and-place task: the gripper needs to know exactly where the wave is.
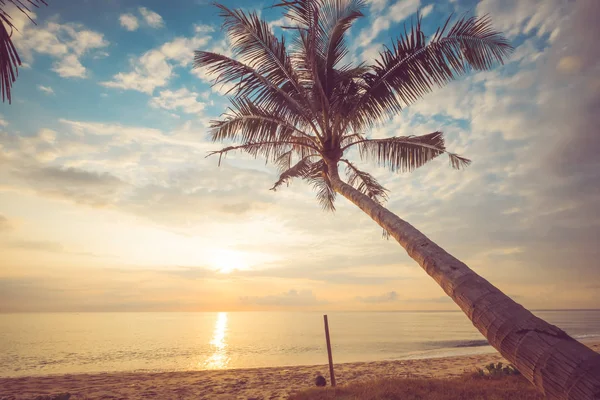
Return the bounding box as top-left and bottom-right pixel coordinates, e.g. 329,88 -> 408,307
434,333 -> 598,350
573,333 -> 600,340
428,339 -> 490,349
453,340 -> 490,348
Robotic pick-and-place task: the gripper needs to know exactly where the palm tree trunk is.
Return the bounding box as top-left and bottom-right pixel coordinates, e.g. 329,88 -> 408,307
325,160 -> 600,400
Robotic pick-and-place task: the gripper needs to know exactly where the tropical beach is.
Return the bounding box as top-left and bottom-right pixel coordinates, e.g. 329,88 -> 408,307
0,311 -> 598,399
1,341 -> 598,399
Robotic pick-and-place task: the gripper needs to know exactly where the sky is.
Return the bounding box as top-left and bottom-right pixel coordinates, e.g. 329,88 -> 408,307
0,0 -> 599,312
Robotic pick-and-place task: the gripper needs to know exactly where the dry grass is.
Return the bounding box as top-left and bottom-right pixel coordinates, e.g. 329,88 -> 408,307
289,374 -> 543,400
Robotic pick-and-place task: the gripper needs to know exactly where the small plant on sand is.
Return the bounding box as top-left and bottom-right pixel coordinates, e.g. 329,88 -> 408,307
477,362 -> 520,378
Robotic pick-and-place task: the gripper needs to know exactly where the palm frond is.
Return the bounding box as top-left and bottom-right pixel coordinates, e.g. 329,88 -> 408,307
0,0 -> 47,103
340,132 -> 365,148
210,98 -> 319,148
342,158 -> 388,204
270,155 -> 336,210
348,13 -> 513,130
319,0 -> 365,95
270,155 -> 315,190
270,0 -> 319,30
348,131 -> 471,173
216,4 -> 306,101
448,152 -> 471,169
274,150 -> 293,173
193,51 -> 314,130
304,159 -> 336,211
206,140 -> 313,166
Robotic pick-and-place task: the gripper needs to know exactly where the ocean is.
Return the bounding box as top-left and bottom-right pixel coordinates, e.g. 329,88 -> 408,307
1,310 -> 598,377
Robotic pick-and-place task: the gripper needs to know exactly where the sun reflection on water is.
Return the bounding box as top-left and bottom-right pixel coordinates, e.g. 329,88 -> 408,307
204,312 -> 229,369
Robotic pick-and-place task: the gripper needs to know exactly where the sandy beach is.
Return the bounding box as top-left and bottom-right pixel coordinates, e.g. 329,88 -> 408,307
1,340 -> 597,400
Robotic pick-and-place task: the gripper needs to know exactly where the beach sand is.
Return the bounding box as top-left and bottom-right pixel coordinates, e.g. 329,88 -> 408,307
1,341 -> 598,400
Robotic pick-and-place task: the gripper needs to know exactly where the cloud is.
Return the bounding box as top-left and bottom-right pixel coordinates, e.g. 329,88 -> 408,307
158,266 -> 217,280
268,15 -> 295,31
421,4 -> 434,17
52,54 -> 86,78
101,34 -> 210,94
149,88 -> 207,114
119,13 -> 139,31
3,239 -> 64,253
356,0 -> 420,51
360,0 -> 600,297
139,7 -> 164,28
0,214 -> 11,232
119,165 -> 275,227
2,1 -> 599,312
0,118 -> 272,225
37,85 -> 54,95
367,0 -> 388,14
0,271 -> 219,313
356,291 -> 399,303
194,24 -> 215,33
240,289 -> 325,307
13,19 -> 109,79
16,166 -> 127,207
355,291 -> 452,305
476,0 -> 563,39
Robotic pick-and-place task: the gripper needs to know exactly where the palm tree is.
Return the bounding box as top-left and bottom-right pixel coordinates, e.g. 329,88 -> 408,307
194,1 -> 600,398
0,0 -> 46,103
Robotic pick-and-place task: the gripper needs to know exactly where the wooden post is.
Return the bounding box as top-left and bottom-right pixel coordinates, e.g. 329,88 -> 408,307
323,314 -> 336,387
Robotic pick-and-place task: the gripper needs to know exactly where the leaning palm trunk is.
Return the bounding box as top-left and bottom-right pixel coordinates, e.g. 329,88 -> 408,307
195,1 -> 600,398
326,160 -> 600,400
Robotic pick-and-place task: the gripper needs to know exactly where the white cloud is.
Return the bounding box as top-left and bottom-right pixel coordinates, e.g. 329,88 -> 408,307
101,34 -> 210,94
101,49 -> 173,94
421,4 -> 434,17
194,24 -> 215,33
12,20 -> 108,79
37,85 -> 54,95
119,14 -> 139,31
0,115 -> 7,127
52,54 -> 87,78
150,88 -> 206,114
356,0 -> 420,52
367,0 -> 388,14
356,291 -> 399,303
56,119 -> 211,152
93,51 -> 109,60
476,0 -> 563,39
60,25 -> 108,56
139,7 -> 164,28
268,15 -> 295,31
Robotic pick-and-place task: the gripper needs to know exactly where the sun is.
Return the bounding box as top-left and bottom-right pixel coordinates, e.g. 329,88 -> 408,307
210,249 -> 248,274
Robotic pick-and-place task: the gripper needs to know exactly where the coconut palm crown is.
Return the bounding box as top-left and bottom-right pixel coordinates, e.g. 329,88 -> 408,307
194,0 -> 512,211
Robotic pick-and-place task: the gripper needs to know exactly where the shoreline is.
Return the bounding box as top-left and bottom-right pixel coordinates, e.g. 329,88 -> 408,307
1,340 -> 598,400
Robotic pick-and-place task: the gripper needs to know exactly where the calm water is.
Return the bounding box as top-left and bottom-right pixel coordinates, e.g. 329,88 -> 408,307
1,310 -> 599,377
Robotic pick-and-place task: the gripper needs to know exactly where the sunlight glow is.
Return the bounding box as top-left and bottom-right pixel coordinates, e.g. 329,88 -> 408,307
204,312 -> 229,369
210,249 -> 249,274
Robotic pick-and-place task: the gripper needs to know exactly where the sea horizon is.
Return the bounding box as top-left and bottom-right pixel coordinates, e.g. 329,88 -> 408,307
2,308 -> 600,314
2,310 -> 599,378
